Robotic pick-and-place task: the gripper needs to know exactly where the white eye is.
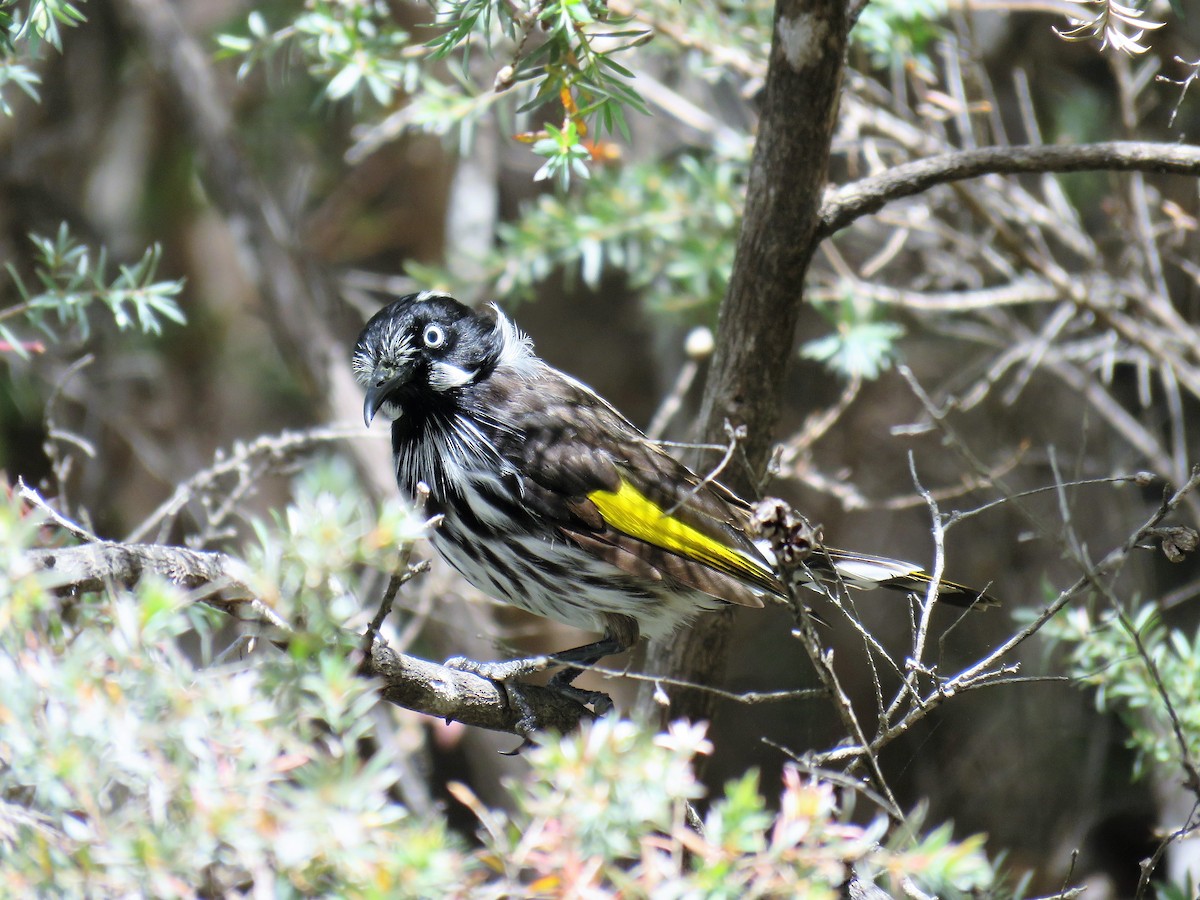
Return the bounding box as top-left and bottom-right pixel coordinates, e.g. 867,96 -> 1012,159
422,323 -> 446,349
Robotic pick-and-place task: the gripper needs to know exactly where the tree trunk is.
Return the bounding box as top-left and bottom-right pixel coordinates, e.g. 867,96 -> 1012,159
639,1 -> 849,724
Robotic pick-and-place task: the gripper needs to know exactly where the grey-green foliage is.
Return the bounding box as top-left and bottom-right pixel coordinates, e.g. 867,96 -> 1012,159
0,458 -> 465,898
1,224 -> 186,358
801,291 -> 906,382
412,150 -> 748,314
215,0 -> 953,363
1042,602 -> 1200,897
0,452 -> 1000,897
487,718 -> 996,898
853,0 -> 949,68
1045,602 -> 1200,780
216,2 -> 417,107
0,0 -> 87,114
1,4 -> 185,357
218,0 -> 649,188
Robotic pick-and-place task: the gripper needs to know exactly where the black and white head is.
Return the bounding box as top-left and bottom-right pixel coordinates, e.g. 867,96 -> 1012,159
353,291 -> 534,425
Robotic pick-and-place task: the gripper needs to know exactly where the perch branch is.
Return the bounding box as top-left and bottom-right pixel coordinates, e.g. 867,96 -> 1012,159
19,541 -> 591,737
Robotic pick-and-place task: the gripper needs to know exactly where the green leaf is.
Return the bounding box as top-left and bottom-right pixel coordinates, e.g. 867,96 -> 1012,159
801,320 -> 904,381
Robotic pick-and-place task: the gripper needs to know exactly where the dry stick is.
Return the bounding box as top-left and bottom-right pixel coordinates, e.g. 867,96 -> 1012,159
361,485 -> 438,655
917,179 -> 1198,412
1161,57 -> 1200,127
1112,56 -> 1181,333
815,468 -> 1200,766
900,360 -> 1190,542
788,445 -> 1026,514
948,474 -> 1150,526
1162,365 -> 1189,490
605,0 -> 764,83
810,277 -> 1061,311
126,425 -> 369,544
646,345 -> 704,441
1001,301 -> 1076,406
41,354 -> 96,521
578,662 -> 824,706
762,738 -> 898,818
1136,799 -> 1200,899
360,564 -> 429,656
776,375 -> 861,468
1162,574 -> 1200,610
825,144 -> 1200,508
16,479 -> 99,544
905,453 -> 944,681
804,622 -> 901,820
829,583 -> 910,706
812,365 -> 1200,765
835,140 -> 1200,422
1012,68 -> 1090,246
872,454 -> 947,729
663,421 -> 745,518
1048,448 -> 1091,581
778,563 -> 903,820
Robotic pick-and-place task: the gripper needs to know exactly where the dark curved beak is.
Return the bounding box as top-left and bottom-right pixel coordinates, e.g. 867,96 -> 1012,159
363,372 -> 406,427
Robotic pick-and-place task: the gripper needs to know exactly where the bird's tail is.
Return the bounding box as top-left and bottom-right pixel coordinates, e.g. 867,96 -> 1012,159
798,547 -> 999,609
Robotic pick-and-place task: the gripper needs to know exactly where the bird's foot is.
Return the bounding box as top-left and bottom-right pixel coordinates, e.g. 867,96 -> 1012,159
546,682 -> 613,717
443,654 -> 554,681
547,668 -> 613,716
443,655 -> 614,744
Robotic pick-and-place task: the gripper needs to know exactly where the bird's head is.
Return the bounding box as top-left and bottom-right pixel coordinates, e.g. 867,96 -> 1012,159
353,291 -> 528,426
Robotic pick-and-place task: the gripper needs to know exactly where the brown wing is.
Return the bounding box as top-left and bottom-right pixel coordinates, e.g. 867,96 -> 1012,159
471,366 -> 783,607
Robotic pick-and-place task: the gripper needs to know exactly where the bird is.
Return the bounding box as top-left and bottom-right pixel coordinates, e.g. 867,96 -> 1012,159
354,291 -> 996,718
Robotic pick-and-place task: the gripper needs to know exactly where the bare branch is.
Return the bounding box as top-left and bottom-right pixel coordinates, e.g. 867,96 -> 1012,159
360,639 -> 592,736
126,425 -> 372,544
819,142 -> 1200,238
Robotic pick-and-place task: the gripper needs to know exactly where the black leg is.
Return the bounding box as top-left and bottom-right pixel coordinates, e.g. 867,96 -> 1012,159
443,614 -> 639,731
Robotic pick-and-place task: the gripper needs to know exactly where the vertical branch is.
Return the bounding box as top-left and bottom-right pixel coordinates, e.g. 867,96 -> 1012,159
640,1 -> 850,723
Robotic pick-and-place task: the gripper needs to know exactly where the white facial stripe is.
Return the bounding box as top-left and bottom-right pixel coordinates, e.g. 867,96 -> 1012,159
429,360 -> 476,390
488,303 -> 539,377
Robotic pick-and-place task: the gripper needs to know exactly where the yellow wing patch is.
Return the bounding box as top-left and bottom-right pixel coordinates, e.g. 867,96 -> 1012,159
587,478 -> 777,590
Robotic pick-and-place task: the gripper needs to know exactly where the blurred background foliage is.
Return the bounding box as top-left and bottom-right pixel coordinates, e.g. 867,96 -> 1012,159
3,0 -> 1200,895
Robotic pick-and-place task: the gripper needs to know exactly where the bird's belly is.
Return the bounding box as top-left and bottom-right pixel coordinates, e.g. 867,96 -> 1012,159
429,508 -> 722,641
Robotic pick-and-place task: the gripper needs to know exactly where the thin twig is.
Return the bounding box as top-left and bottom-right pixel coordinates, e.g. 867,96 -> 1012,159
903,454 -> 945,707
362,486 -> 437,654
125,425 -> 370,543
1135,799 -> 1200,899
763,739 -> 901,820
17,479 -> 100,543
